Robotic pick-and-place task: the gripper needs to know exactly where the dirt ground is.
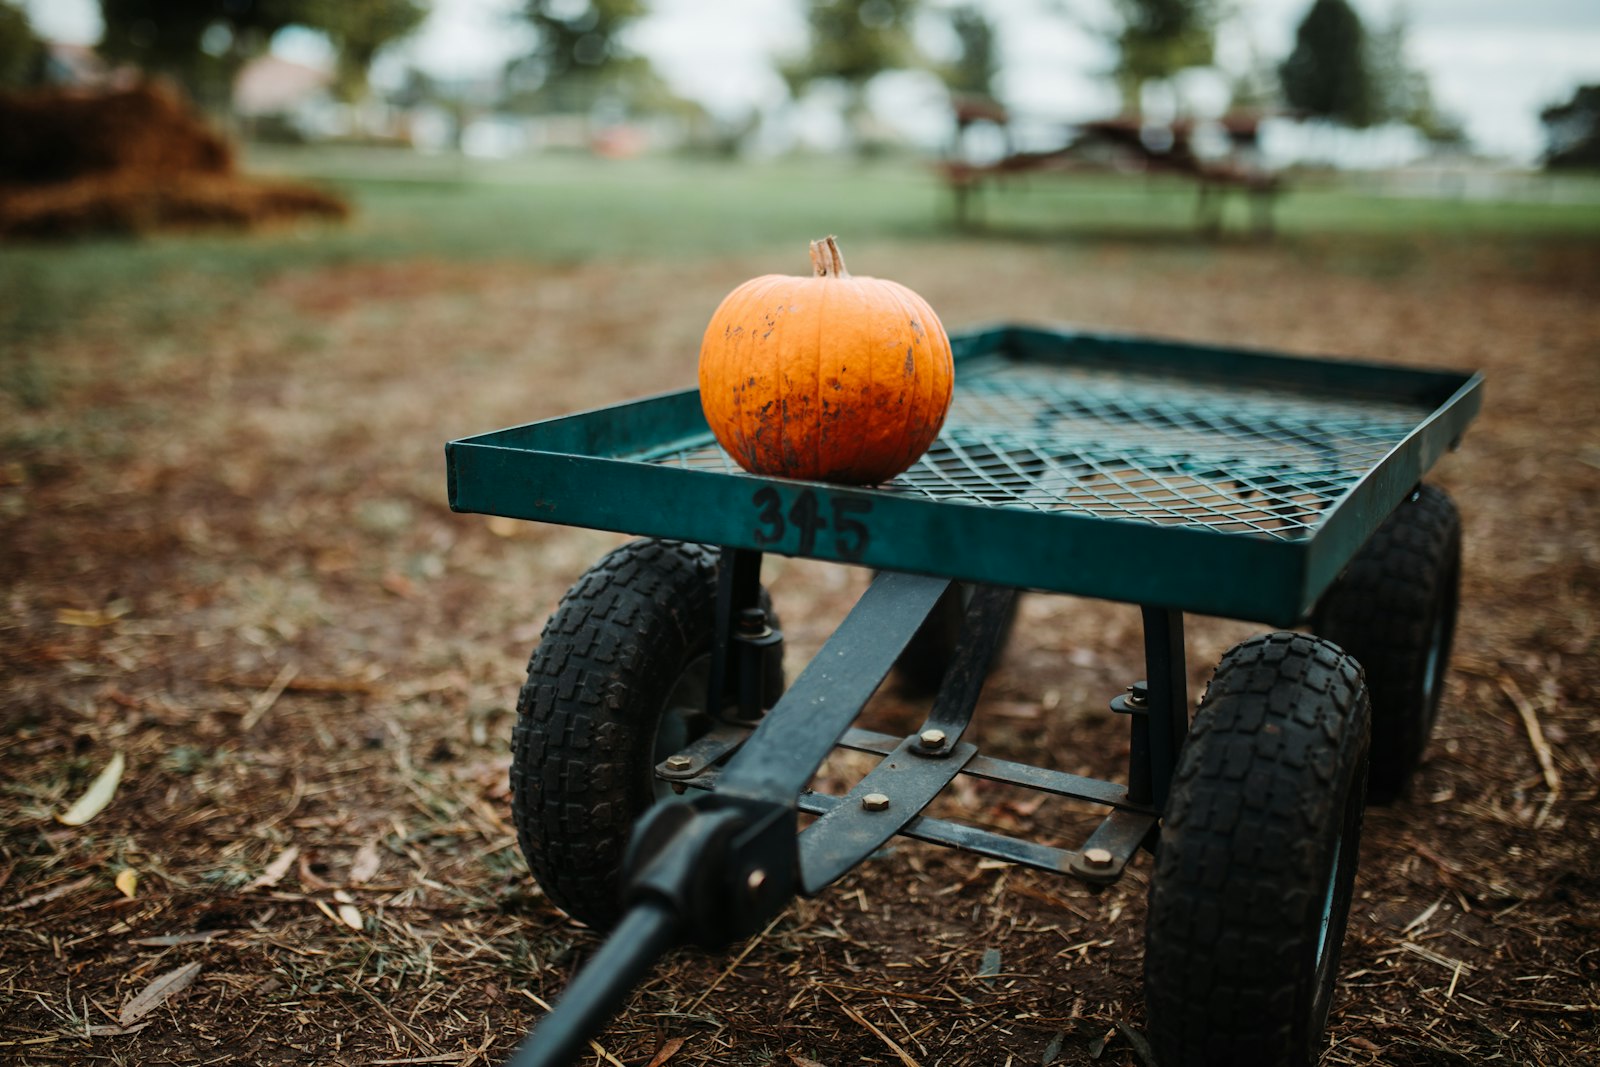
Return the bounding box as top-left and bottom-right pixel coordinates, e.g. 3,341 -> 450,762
3,231 -> 1598,1066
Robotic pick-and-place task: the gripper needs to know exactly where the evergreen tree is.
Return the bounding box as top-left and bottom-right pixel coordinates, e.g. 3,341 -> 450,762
1279,0 -> 1373,127
1542,85 -> 1600,169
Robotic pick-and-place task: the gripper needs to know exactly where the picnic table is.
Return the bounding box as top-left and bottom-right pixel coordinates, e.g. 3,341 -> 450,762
941,98 -> 1281,236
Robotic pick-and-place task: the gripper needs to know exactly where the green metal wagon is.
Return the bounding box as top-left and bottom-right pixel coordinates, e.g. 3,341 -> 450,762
445,323 -> 1482,1067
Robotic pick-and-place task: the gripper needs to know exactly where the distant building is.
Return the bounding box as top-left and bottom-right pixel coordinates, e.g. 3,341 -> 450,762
234,54 -> 337,139
42,41 -> 119,88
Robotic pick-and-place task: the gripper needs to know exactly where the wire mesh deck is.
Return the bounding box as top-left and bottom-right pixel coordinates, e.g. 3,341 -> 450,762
643,356 -> 1423,541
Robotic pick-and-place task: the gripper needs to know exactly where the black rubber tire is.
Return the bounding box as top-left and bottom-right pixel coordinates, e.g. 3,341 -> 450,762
510,539 -> 780,930
1144,632 -> 1370,1067
1311,483 -> 1460,804
891,581 -> 1017,696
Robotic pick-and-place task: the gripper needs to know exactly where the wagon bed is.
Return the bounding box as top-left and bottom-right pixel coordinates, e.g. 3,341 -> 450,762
447,323 -> 1483,626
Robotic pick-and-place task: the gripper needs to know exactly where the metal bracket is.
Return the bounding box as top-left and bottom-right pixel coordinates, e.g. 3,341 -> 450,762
714,570 -> 952,804
1066,807 -> 1159,884
654,723 -> 748,783
798,736 -> 977,893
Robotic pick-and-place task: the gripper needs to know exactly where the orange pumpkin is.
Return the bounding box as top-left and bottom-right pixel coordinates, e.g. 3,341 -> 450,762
698,236 -> 954,485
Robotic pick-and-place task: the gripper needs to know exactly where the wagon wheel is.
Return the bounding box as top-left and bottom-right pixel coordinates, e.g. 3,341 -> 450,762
510,539 -> 783,930
1144,632 -> 1370,1067
1312,483 -> 1460,803
892,581 -> 1018,696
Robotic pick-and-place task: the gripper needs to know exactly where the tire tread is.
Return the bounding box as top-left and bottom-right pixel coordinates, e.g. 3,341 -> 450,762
1145,632 -> 1370,1067
510,539 -> 720,929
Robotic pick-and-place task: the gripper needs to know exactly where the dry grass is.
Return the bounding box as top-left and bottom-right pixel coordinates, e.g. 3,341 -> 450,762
2,231 -> 1597,1065
0,84 -> 347,239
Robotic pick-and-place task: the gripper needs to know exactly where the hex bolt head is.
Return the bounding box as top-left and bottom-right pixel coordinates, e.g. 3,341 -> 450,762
663,754 -> 694,772
736,607 -> 771,638
1125,683 -> 1149,708
918,728 -> 947,751
1082,847 -> 1114,870
746,869 -> 767,893
861,792 -> 891,812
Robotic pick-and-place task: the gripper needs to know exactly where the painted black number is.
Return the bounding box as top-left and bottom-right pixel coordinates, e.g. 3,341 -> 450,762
750,488 -> 874,560
831,496 -> 872,560
752,487 -> 785,545
788,491 -> 828,556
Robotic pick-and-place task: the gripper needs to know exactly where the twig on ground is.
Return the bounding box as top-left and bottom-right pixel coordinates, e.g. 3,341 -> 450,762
242,663 -> 300,731
820,986 -> 922,1067
1498,676 -> 1561,823
684,912 -> 787,1016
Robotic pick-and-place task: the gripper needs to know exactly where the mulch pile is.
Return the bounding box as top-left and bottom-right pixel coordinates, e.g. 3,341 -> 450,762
0,82 -> 348,239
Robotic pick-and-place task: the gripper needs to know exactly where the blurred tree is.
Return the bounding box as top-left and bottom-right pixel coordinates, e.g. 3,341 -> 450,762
0,1 -> 47,88
303,0 -> 428,107
782,0 -> 922,151
938,4 -> 998,101
1224,42 -> 1279,114
1365,9 -> 1462,143
1279,0 -> 1373,127
98,0 -> 312,112
509,0 -> 655,114
1110,0 -> 1218,114
1541,85 -> 1600,169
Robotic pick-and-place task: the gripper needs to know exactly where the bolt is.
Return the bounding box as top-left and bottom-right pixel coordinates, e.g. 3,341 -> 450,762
1125,682 -> 1148,709
861,792 -> 890,812
746,869 -> 767,893
918,728 -> 947,751
664,754 -> 694,772
1082,847 -> 1114,870
736,607 -> 771,638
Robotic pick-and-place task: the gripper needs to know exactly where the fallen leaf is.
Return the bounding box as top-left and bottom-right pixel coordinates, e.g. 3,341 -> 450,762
58,752 -> 126,826
1087,1025 -> 1115,1060
55,601 -> 132,628
129,933 -> 217,947
1115,1022 -> 1157,1067
246,845 -> 299,890
485,515 -> 521,538
977,947 -> 1002,985
381,572 -> 416,598
87,1021 -> 154,1037
644,1036 -> 688,1067
348,841 -> 382,884
312,897 -> 364,931
115,868 -> 138,898
119,962 -> 201,1026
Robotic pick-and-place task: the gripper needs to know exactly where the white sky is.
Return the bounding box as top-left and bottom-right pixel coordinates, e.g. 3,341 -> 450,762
24,0 -> 1600,163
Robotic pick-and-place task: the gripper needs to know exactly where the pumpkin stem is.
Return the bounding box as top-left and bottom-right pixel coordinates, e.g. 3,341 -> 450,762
809,235 -> 851,279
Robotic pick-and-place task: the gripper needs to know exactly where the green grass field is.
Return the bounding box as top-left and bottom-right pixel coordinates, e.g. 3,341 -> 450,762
3,148 -> 1596,416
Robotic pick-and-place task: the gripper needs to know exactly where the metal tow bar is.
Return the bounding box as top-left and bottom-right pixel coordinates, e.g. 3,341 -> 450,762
506,571 -> 1016,1066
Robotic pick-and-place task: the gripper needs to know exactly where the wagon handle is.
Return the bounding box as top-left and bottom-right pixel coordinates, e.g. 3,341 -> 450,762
507,795 -> 798,1066
505,900 -> 682,1067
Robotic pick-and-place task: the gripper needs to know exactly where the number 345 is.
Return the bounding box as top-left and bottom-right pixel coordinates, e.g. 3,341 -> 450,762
751,487 -> 872,560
